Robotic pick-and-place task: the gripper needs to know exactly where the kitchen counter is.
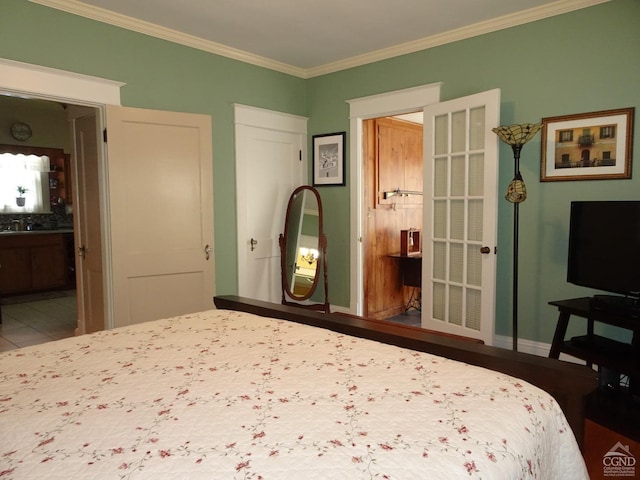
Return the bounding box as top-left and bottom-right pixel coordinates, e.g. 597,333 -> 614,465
0,229 -> 73,236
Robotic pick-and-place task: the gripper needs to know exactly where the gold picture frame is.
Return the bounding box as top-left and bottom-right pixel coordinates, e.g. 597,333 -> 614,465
540,107 -> 634,181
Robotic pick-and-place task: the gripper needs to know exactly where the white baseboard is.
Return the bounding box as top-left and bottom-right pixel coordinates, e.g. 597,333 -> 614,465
329,304 -> 351,315
493,334 -> 550,356
493,334 -> 586,364
330,313 -> 586,366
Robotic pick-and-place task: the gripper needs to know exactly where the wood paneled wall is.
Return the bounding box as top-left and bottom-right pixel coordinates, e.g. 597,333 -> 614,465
363,117 -> 423,319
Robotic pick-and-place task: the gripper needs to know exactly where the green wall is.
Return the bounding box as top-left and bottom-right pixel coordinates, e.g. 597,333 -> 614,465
2,0 -> 639,344
0,0 -> 307,297
307,0 -> 640,343
0,96 -> 71,150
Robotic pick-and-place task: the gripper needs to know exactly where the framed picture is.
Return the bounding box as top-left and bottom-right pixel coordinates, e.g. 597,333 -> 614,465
312,132 -> 346,186
540,107 -> 634,181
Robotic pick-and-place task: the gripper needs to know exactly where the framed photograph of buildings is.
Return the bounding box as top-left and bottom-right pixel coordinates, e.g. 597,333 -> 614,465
540,107 -> 634,181
312,132 -> 346,186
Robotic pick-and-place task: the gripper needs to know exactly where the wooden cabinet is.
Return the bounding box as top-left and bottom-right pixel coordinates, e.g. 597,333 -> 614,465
31,240 -> 66,289
48,152 -> 72,208
0,246 -> 30,292
0,232 -> 74,295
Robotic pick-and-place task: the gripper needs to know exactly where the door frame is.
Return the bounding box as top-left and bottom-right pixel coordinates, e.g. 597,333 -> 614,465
0,58 -> 124,329
346,83 -> 442,315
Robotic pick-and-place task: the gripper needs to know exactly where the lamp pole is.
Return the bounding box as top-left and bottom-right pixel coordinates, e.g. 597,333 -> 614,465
511,144 -> 522,352
492,123 -> 541,352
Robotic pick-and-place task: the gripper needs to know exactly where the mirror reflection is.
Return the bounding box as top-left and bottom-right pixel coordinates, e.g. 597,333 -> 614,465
285,188 -> 319,297
279,185 -> 329,312
294,246 -> 319,296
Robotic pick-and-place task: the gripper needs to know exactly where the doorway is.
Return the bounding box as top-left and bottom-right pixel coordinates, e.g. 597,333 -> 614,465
0,94 -> 103,339
361,114 -> 424,320
1,59 -> 217,334
347,83 -> 441,317
349,85 -> 500,345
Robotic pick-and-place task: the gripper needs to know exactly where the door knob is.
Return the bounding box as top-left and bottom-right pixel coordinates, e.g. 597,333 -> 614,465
204,244 -> 212,260
480,246 -> 491,254
77,245 -> 86,258
250,238 -> 258,251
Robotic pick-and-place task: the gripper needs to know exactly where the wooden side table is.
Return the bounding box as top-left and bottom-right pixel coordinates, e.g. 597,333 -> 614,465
388,253 -> 422,311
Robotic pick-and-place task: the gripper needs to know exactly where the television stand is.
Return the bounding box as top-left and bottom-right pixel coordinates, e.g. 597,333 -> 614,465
549,296 -> 640,407
549,297 -> 639,377
591,294 -> 640,318
549,297 -> 640,478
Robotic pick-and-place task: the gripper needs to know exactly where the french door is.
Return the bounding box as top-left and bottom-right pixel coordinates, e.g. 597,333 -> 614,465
421,89 -> 500,345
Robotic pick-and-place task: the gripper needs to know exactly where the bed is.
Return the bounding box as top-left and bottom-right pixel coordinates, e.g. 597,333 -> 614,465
1,296 -> 596,479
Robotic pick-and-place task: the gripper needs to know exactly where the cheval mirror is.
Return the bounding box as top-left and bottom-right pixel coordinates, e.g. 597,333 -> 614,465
279,185 -> 330,313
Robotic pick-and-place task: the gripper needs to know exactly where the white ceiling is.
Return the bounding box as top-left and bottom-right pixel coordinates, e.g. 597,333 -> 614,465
34,0 -> 607,78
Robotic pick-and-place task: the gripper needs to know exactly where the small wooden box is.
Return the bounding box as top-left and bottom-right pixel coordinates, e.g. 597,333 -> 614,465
400,229 -> 421,256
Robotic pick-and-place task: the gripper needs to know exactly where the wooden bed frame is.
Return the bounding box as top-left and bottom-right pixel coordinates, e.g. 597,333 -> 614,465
214,295 -> 598,449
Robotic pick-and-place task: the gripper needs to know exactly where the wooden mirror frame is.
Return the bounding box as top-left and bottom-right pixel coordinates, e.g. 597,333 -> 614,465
278,185 -> 330,313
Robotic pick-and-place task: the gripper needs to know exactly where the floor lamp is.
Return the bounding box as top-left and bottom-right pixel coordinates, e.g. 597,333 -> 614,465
492,123 -> 542,351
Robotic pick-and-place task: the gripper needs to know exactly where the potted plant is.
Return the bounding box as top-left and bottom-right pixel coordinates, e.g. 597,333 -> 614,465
16,186 -> 27,207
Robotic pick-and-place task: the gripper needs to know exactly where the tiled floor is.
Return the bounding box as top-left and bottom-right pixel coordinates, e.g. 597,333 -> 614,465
0,293 -> 418,353
0,291 -> 77,352
385,308 -> 421,327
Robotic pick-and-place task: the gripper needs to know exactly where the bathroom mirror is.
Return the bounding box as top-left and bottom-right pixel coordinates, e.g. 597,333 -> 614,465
279,185 -> 329,313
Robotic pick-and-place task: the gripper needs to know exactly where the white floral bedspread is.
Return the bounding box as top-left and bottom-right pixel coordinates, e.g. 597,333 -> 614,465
1,309 -> 588,479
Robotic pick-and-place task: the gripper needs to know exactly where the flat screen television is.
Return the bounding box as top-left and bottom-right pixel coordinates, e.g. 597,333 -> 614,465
567,201 -> 640,311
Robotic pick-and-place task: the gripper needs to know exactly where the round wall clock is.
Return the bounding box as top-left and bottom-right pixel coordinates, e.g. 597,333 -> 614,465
10,122 -> 32,141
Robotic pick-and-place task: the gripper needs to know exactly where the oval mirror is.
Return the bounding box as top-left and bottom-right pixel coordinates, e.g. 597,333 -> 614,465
279,185 -> 329,312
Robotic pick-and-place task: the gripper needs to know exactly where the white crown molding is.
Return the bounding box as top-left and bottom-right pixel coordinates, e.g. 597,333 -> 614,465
29,0 -> 609,79
28,0 -> 307,78
307,0 -> 610,78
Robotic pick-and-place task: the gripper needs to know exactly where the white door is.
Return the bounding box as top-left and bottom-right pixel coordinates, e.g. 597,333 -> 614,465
105,105 -> 215,327
72,110 -> 105,334
422,89 -> 500,345
235,105 -> 307,303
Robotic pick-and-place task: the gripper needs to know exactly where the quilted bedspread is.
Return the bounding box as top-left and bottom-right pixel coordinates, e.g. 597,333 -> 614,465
1,309 -> 588,479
